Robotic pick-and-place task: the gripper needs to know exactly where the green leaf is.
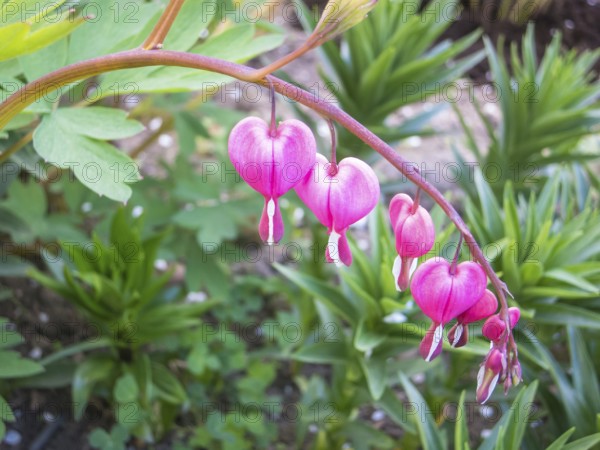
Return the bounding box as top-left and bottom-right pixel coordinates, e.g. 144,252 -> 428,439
399,373 -> 446,450
546,428 -> 575,450
49,107 -> 145,140
354,320 -> 387,352
567,327 -> 600,414
375,387 -> 416,434
187,343 -> 220,376
543,269 -> 599,294
0,15 -> 85,61
275,263 -> 360,325
359,355 -> 387,400
33,111 -> 142,202
0,318 -> 23,349
454,391 -> 470,450
151,362 -> 187,405
0,255 -> 32,276
532,304 -> 600,329
73,355 -> 116,420
113,373 -> 139,404
292,342 -> 348,364
478,382 -> 538,450
162,0 -> 216,51
68,2 -> 161,62
98,23 -> 284,96
0,350 -> 44,378
89,428 -> 111,449
0,395 -> 15,422
563,433 -> 600,450
19,37 -> 68,80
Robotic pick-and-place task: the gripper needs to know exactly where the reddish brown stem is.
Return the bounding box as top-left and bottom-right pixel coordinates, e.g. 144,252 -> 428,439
0,50 -> 514,362
141,0 -> 186,50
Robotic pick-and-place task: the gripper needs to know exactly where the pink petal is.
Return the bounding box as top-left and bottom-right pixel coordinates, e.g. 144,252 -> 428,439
481,315 -> 506,341
442,261 -> 487,323
448,322 -> 468,348
295,154 -> 333,228
393,256 -> 416,291
419,322 -> 444,361
394,209 -> 435,258
272,119 -> 318,196
389,193 -> 412,226
325,229 -> 352,266
228,117 -> 316,197
296,155 -> 379,267
410,258 -> 454,324
328,157 -> 380,231
410,259 -> 487,324
476,349 -> 507,404
457,289 -> 498,324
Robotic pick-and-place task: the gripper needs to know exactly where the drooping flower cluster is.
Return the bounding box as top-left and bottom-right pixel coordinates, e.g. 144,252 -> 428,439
228,112 -> 379,265
389,193 -> 435,290
476,306 -> 522,403
228,105 -> 521,404
410,256 -> 488,361
387,193 -> 521,403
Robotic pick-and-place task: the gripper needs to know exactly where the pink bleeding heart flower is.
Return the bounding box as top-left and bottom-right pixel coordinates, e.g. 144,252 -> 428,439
448,289 -> 498,348
410,257 -> 487,361
476,348 -> 507,404
228,117 -> 316,244
295,153 -> 380,266
389,193 -> 436,291
481,307 -> 520,342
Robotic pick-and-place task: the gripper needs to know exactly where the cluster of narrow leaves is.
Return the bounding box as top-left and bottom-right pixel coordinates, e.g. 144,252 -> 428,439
300,0 -> 484,151
0,318 -> 44,440
27,209 -> 216,439
454,25 -> 600,194
465,171 -> 600,329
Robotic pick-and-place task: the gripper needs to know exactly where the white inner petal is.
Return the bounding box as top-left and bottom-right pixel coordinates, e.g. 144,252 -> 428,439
481,374 -> 499,404
476,366 -> 485,390
267,198 -> 275,245
409,258 -> 418,277
392,256 -> 402,291
452,323 -> 464,347
426,323 -> 444,362
327,230 -> 342,267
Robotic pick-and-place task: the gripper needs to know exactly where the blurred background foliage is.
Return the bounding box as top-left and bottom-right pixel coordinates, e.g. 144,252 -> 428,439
0,0 -> 600,448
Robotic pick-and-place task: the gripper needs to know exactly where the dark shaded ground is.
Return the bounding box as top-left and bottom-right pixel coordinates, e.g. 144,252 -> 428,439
441,0 -> 600,80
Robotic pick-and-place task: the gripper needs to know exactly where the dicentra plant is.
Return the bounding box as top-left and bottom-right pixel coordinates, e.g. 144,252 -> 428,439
0,0 -> 546,444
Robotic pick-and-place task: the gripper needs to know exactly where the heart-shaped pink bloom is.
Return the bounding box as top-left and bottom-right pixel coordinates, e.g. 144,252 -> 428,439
228,117 -> 316,244
389,193 -> 435,258
411,258 -> 487,324
389,193 -> 436,291
448,289 -> 498,348
295,153 -> 380,266
411,257 -> 487,361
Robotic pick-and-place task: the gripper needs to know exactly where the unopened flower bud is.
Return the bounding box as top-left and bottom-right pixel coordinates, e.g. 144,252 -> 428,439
312,0 -> 378,46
